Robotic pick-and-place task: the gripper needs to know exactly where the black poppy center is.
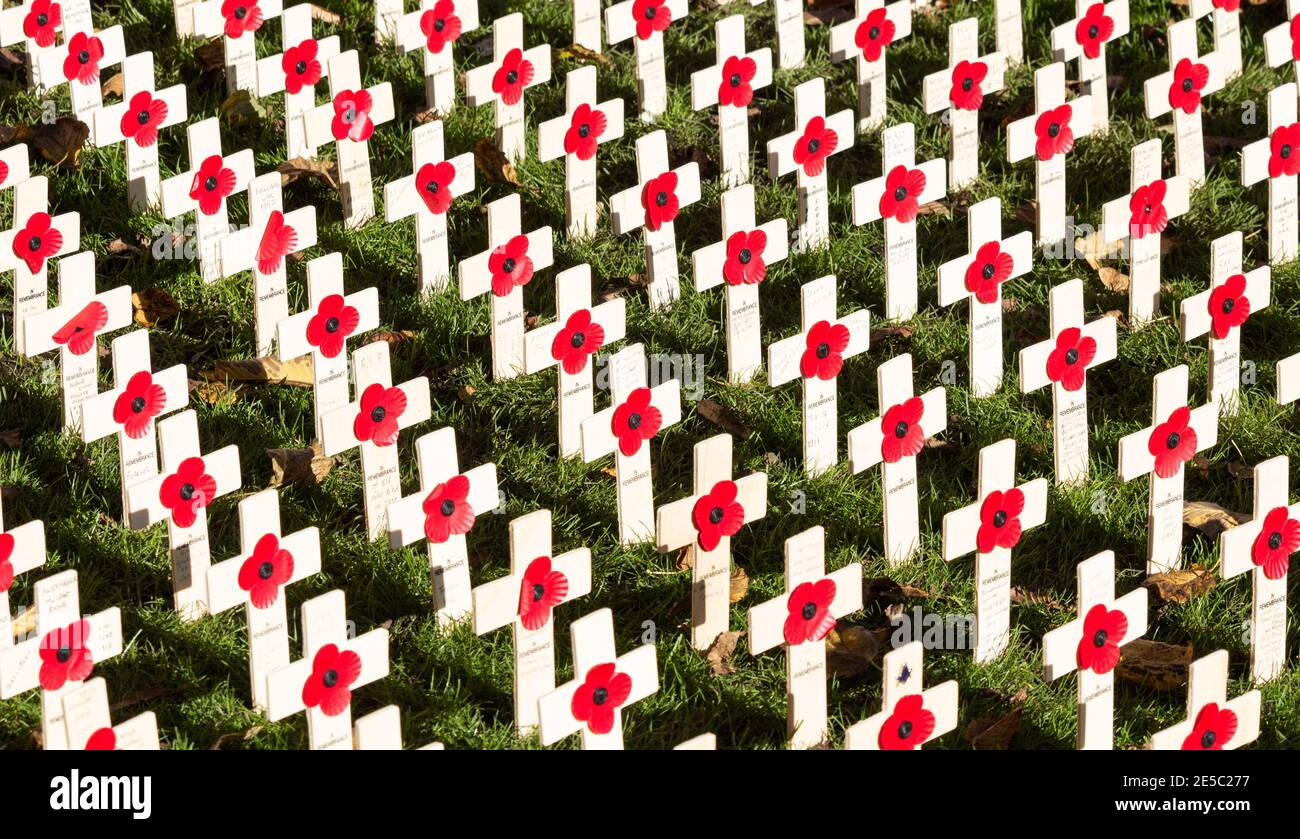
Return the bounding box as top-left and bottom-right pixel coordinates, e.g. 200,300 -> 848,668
961,77 -> 973,92
807,137 -> 821,154
295,60 -> 308,75
1182,77 -> 1194,93
440,499 -> 456,517
578,123 -> 590,138
1166,431 -> 1181,450
1093,629 -> 1108,648
1201,729 -> 1217,748
869,26 -> 881,39
592,686 -> 609,704
131,396 -> 146,413
325,316 -> 340,333
258,561 -> 275,580
1269,531 -> 1283,550
1065,348 -> 1079,365
627,412 -> 642,430
982,262 -> 996,280
894,421 -> 909,438
1284,144 -> 1293,160
1088,24 -> 1099,38
570,331 -> 586,348
730,73 -> 741,88
897,720 -> 913,739
77,49 -> 89,64
709,506 -> 724,525
27,235 -> 41,252
801,601 -> 817,620
322,668 -> 338,688
643,6 -> 656,19
1144,204 -> 1152,215
655,190 -> 669,207
205,175 -> 218,192
894,186 -> 908,201
505,70 -> 518,85
136,109 -> 151,124
36,13 -> 48,25
433,17 -> 445,31
1048,122 -> 1060,138
501,257 -> 517,274
370,406 -> 387,423
1221,297 -> 1236,314
532,583 -> 545,602
993,510 -> 1007,528
815,342 -> 831,359
234,5 -> 247,19
425,179 -> 440,194
738,248 -> 752,264
180,482 -> 197,501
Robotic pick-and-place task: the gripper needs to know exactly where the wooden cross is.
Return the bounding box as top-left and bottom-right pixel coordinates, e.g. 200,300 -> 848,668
207,488 -> 321,710
936,196 -> 1032,397
852,122 -> 947,320
828,0 -> 913,133
573,0 -> 602,52
1262,0 -> 1300,87
772,0 -> 804,69
767,274 -> 870,477
0,175 -> 80,354
265,589 -> 389,750
748,526 -> 862,750
848,352 -> 948,566
767,78 -> 854,251
254,2 -> 341,160
0,494 -> 45,653
320,340 -> 432,541
93,52 -> 188,212
396,0 -> 478,113
192,0 -> 283,93
537,66 -> 625,239
1149,650 -> 1260,750
1189,0 -> 1242,80
472,508 -> 592,733
523,263 -> 627,458
604,0 -> 688,123
61,677 -> 160,750
387,426 -> 499,625
1279,352 -> 1300,406
920,18 -> 1005,190
843,641 -> 959,749
0,0 -> 64,88
172,0 -> 200,38
1240,83 -> 1299,265
31,0 -> 124,146
1049,0 -> 1129,130
1142,19 -> 1223,187
675,733 -> 716,750
995,0 -> 1023,64
1042,550 -> 1148,749
1099,138 -> 1191,325
1117,365 -> 1218,573
656,433 -> 768,650
0,570 -> 123,751
538,607 -> 658,749
373,0 -> 402,44
0,143 -> 30,225
125,409 -> 243,621
689,13 -> 772,187
352,704 -> 444,750
941,438 -> 1047,662
464,12 -> 552,163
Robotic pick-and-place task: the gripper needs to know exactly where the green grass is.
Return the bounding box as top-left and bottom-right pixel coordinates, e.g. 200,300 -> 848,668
3,0 -> 1300,749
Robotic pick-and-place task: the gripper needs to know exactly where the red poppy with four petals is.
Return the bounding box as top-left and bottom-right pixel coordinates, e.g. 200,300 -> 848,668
611,387 -> 662,456
51,300 -> 108,356
282,39 -> 321,94
1076,603 -> 1127,674
1269,123 -> 1300,179
257,210 -> 298,275
800,320 -> 850,381
189,155 -> 236,216
976,488 -> 1025,554
517,556 -> 569,631
1034,104 -> 1074,161
1208,274 -> 1250,340
949,60 -> 988,111
564,103 -> 607,160
112,370 -> 166,438
160,456 -> 217,529
723,229 -> 767,286
1251,506 -> 1300,580
1075,3 -> 1114,59
792,116 -> 838,177
62,32 -> 104,85
783,579 -> 837,646
878,694 -> 936,750
353,384 -> 407,447
422,475 -> 475,544
85,728 -> 116,750
1212,0 -> 1240,10
38,619 -> 93,690
964,241 -> 1014,304
641,171 -> 680,231
551,309 -> 605,375
632,0 -> 672,40
237,532 -> 295,609
12,212 -> 62,273
1168,58 -> 1209,114
718,55 -> 756,108
855,7 -> 894,62
881,397 -> 925,463
0,161 -> 8,188
23,0 -> 61,48
1128,180 -> 1169,239
120,91 -> 168,147
305,294 -> 359,359
420,0 -> 462,53
301,643 -> 361,716
691,480 -> 745,551
221,0 -> 263,38
1182,703 -> 1238,750
1292,16 -> 1300,62
879,165 -> 927,223
0,533 -> 14,593
492,48 -> 534,106
332,89 -> 375,142
1045,327 -> 1097,392
416,161 -> 456,214
488,235 -> 535,297
1148,406 -> 1198,479
570,662 -> 632,734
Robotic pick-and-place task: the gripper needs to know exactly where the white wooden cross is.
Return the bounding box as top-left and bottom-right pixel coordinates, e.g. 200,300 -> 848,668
159,117 -> 255,283
941,438 -> 1047,662
1117,365 -> 1218,573
1240,84 -> 1299,265
126,409 -> 242,621
0,570 -> 123,751
464,12 -> 551,163
0,143 -> 30,224
852,122 -> 947,320
352,704 -> 444,750
472,508 -> 592,733
537,66 -> 625,239
192,0 -> 283,94
0,494 -> 45,653
921,18 -> 1005,191
936,196 -> 1032,397
208,488 -> 321,710
320,340 -> 432,541
573,0 -> 602,52
1049,0 -> 1129,130
1042,550 -> 1149,750
0,175 -> 80,355
265,589 -> 389,750
30,0 -> 124,146
675,732 -> 716,750
689,14 -> 772,187
1100,138 -> 1191,325
1280,352 -> 1300,406
767,274 -> 870,477
458,193 -> 554,379
828,0 -> 913,133
93,52 -> 188,211
1190,0 -> 1242,80
373,0 -> 402,44
255,3 -> 341,160
748,526 -> 862,750
844,641 -> 959,749
692,184 -> 788,385
656,433 -> 768,650
848,353 -> 948,566
1142,19 -> 1223,187
0,0 -> 63,88
524,263 -> 627,458
1262,0 -> 1300,87
767,78 -> 854,252
995,0 -> 1023,65
61,678 -> 159,750
387,426 -> 499,625
219,172 -> 319,357
1018,278 -> 1117,485
605,0 -> 687,123
1149,650 -> 1260,750
396,0 -> 478,113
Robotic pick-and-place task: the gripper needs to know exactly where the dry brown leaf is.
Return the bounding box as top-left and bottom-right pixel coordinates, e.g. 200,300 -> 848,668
963,705 -> 1023,750
1225,462 -> 1254,480
1011,586 -> 1065,610
916,200 -> 949,217
0,430 -> 19,449
209,724 -> 264,750
309,3 -> 341,23
194,39 -> 225,74
458,385 -> 476,402
267,441 -> 334,488
0,47 -> 23,74
132,287 -> 179,327
363,329 -> 417,348
32,117 -> 89,167
557,43 -> 612,67
600,465 -> 617,479
1183,500 -> 1248,538
101,72 -> 123,98
729,566 -> 749,603
220,89 -> 266,126
1098,267 -> 1130,293
10,603 -> 35,639
1116,639 -> 1192,690
1014,201 -> 1037,225
1103,309 -> 1125,322
1001,296 -> 1021,314
106,238 -> 143,258
705,630 -> 742,675
863,576 -> 929,606
205,356 -> 313,387
1143,565 -> 1216,605
474,137 -> 520,186
675,546 -> 692,571
696,398 -> 750,439
191,378 -> 238,406
825,625 -> 888,678
277,156 -> 338,189
412,107 -> 444,124
870,324 -> 914,343
804,0 -> 855,25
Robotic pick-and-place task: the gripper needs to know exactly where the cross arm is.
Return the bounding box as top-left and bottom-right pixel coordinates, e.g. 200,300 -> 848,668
220,206 -> 319,276
387,461 -> 498,548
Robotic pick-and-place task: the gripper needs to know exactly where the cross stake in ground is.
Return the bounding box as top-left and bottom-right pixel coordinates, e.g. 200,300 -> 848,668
690,13 -> 772,187
464,11 -> 551,162
255,3 -> 341,160
0,175 -> 80,354
920,17 -> 1006,191
395,0 -> 479,114
604,0 -> 688,123
767,78 -> 854,251
1049,0 -> 1129,129
538,66 -> 626,238
61,677 -> 160,750
844,640 -> 958,749
0,494 -> 45,653
192,0 -> 283,93
1240,83 -> 1300,265
828,0 -> 913,133
1142,18 -> 1223,187
94,52 -> 188,211
1149,649 -> 1260,750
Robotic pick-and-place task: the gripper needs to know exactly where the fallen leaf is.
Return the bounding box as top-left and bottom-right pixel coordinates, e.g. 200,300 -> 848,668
1014,201 -> 1037,225
277,156 -> 338,189
1183,500 -> 1248,539
825,625 -> 888,678
923,436 -> 959,453
916,200 -> 949,217
191,378 -> 238,406
0,430 -> 19,449
210,724 -> 264,750
219,89 -> 267,126
1116,639 -> 1192,690
1001,297 -> 1021,313
32,117 -> 89,166
696,398 -> 750,439
1103,309 -> 1125,322
132,287 -> 179,327
863,576 -> 929,606
0,47 -> 23,74
556,43 -> 612,67
267,442 -> 334,487
193,39 -> 225,75
1143,565 -> 1216,605
963,705 -> 1023,750
363,329 -> 417,348
675,546 -> 692,571
474,137 -> 520,186
412,107 -> 444,124
600,465 -> 618,479
870,324 -> 914,343
309,3 -> 341,23
1011,586 -> 1065,610
1226,462 -> 1254,480
106,238 -> 143,258
729,566 -> 749,603
101,72 -> 123,98
705,630 -> 742,675
206,356 -> 313,387
10,603 -> 35,639
458,385 -> 476,402
1098,267 -> 1130,293
804,0 -> 855,25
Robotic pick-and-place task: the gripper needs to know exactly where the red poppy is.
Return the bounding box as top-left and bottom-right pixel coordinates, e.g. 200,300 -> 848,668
38,619 -> 94,690
517,555 -> 569,631
220,0 -> 263,38
1147,406 -> 1197,479
718,55 -> 756,108
1076,603 -> 1127,674
1128,180 -> 1168,239
353,384 -> 407,447
632,0 -> 672,40
879,165 -> 927,223
421,474 -> 475,543
112,370 -> 167,439
782,578 -> 837,645
1269,123 -> 1300,179
641,171 -> 680,231
159,456 -> 217,529
1292,16 -> 1300,63
878,694 -> 936,750
949,60 -> 987,111
415,161 -> 457,214
301,643 -> 361,716
1251,506 -> 1300,580
1207,274 -> 1250,340
51,300 -> 108,356
305,294 -> 360,359
723,229 -> 767,286
331,89 -> 375,142
551,309 -> 605,375
881,397 -> 926,463
570,662 -> 632,735
611,387 -> 662,456
0,160 -> 8,187
1212,0 -> 1240,10
563,103 -> 606,161
1045,327 -> 1097,392
188,155 -> 235,216
791,116 -> 837,178
84,728 -> 116,750
256,210 -> 297,275
1074,3 -> 1113,60
1182,703 -> 1238,750
282,39 -> 321,95
119,91 -> 168,147
1168,58 -> 1209,115
420,0 -> 462,53
488,234 -> 535,297
799,320 -> 850,381
237,532 -> 295,609
491,48 -> 534,106
22,0 -> 61,48
0,533 -> 14,592
854,7 -> 894,62
964,241 -> 1014,304
12,212 -> 62,273
62,32 -> 103,85
1034,104 -> 1074,161
976,488 -> 1025,553
691,480 -> 745,551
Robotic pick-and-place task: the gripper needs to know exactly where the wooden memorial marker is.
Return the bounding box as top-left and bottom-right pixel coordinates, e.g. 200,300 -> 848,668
385,120 -> 475,293
1042,550 -> 1148,750
848,353 -> 948,565
828,0 -> 913,133
1149,650 -> 1260,750
31,0 -> 124,146
1240,83 -> 1300,265
61,678 -> 160,750
1049,0 -> 1128,130
0,0 -> 63,87
208,488 -> 321,709
656,433 -> 768,650
0,494 -> 46,652
1118,365 -> 1218,573
844,641 -> 958,749
352,704 -> 444,750
537,66 -> 625,238
675,733 -> 717,750
610,129 -> 701,309
523,263 -> 627,458
265,589 -> 389,750
396,0 -> 478,114
374,0 -> 402,44
748,526 -> 862,750
920,18 -> 1005,191
936,196 -> 1032,397
1189,0 -> 1242,80
172,0 -> 199,37
1143,19 -> 1223,187
0,175 -> 80,354
852,122 -> 947,320
192,0 -> 283,93
573,0 -> 602,52
995,0 -> 1023,64
472,509 -> 592,733
1262,0 -> 1300,87
1279,352 -> 1300,406
767,78 -> 853,251
255,3 -> 341,160
464,12 -> 551,163
689,14 -> 772,187
0,143 -> 30,225
1018,279 -> 1117,485
320,340 -> 432,541
94,52 -> 188,211
604,0 -> 687,123
388,426 -> 499,625
941,439 -> 1047,662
